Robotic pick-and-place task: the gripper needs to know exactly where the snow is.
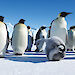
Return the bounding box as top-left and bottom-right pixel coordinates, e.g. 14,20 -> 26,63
1,23 -> 75,75
0,52 -> 75,75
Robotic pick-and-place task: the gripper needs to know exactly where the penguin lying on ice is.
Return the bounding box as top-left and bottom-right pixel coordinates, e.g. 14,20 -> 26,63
36,36 -> 65,61
35,26 -> 47,52
50,12 -> 72,44
11,19 -> 28,55
0,16 -> 9,57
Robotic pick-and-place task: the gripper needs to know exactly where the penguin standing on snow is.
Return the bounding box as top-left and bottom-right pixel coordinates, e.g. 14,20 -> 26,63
0,16 -> 9,57
67,26 -> 75,51
11,19 -> 28,55
35,26 -> 47,52
26,26 -> 33,51
50,12 -> 72,44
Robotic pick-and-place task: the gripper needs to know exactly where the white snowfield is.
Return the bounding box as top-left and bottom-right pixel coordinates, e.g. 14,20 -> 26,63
2,23 -> 75,75
0,52 -> 75,75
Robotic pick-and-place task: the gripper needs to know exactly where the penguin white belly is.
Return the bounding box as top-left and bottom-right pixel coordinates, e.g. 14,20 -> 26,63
38,30 -> 47,51
51,20 -> 67,44
73,31 -> 75,49
40,30 -> 47,39
28,31 -> 33,49
12,24 -> 28,54
0,22 -> 7,53
66,30 -> 73,49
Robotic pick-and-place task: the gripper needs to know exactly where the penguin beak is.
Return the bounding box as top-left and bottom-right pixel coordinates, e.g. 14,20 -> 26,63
66,12 -> 72,15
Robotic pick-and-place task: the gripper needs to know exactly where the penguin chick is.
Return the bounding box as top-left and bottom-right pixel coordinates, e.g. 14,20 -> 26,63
36,36 -> 65,61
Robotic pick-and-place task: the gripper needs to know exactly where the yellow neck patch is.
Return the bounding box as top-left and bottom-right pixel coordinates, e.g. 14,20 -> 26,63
59,13 -> 61,16
0,21 -> 4,24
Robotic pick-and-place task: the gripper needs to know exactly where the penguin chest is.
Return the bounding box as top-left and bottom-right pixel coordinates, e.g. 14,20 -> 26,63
0,23 -> 7,51
67,30 -> 75,49
28,31 -> 33,46
51,20 -> 67,43
12,25 -> 28,53
73,31 -> 75,47
40,30 -> 47,39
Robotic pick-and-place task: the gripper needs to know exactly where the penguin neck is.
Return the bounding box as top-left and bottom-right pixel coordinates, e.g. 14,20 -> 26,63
72,29 -> 75,31
57,17 -> 65,21
28,29 -> 31,32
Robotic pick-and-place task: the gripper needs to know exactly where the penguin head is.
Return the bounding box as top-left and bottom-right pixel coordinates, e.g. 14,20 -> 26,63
52,44 -> 65,61
19,19 -> 26,24
58,12 -> 72,17
70,26 -> 75,30
49,26 -> 51,29
27,26 -> 31,29
0,16 -> 4,22
40,26 -> 47,30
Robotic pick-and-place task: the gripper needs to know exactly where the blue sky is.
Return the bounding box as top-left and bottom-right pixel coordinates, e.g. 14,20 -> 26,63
0,0 -> 75,30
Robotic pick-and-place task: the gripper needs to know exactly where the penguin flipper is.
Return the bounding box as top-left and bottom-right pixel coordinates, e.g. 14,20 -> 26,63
32,37 -> 34,44
4,23 -> 9,51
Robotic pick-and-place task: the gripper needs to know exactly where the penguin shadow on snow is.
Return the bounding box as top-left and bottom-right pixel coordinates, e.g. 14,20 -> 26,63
5,57 -> 48,63
5,50 -> 75,63
5,53 -> 48,63
5,56 -> 75,63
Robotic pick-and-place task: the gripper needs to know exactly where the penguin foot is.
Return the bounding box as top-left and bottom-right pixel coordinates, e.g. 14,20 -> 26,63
39,50 -> 43,52
0,55 -> 5,58
28,49 -> 31,51
25,49 -> 31,52
6,51 -> 9,53
15,53 -> 22,55
35,49 -> 39,52
25,49 -> 28,52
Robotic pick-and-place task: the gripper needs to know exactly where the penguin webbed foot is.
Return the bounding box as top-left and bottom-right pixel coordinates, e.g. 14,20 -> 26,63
6,50 -> 9,53
0,55 -> 5,58
35,49 -> 39,52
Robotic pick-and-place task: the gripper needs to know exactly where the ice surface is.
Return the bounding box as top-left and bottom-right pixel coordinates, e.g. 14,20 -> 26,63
0,51 -> 75,75
3,23 -> 75,75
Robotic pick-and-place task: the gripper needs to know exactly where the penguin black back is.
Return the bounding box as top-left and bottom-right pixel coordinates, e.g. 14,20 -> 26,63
35,29 -> 41,41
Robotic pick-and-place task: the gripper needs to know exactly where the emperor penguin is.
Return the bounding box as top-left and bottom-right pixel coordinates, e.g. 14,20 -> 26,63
67,26 -> 75,51
0,16 -> 9,57
35,26 -> 47,52
50,12 -> 72,44
26,26 -> 33,51
11,19 -> 28,55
